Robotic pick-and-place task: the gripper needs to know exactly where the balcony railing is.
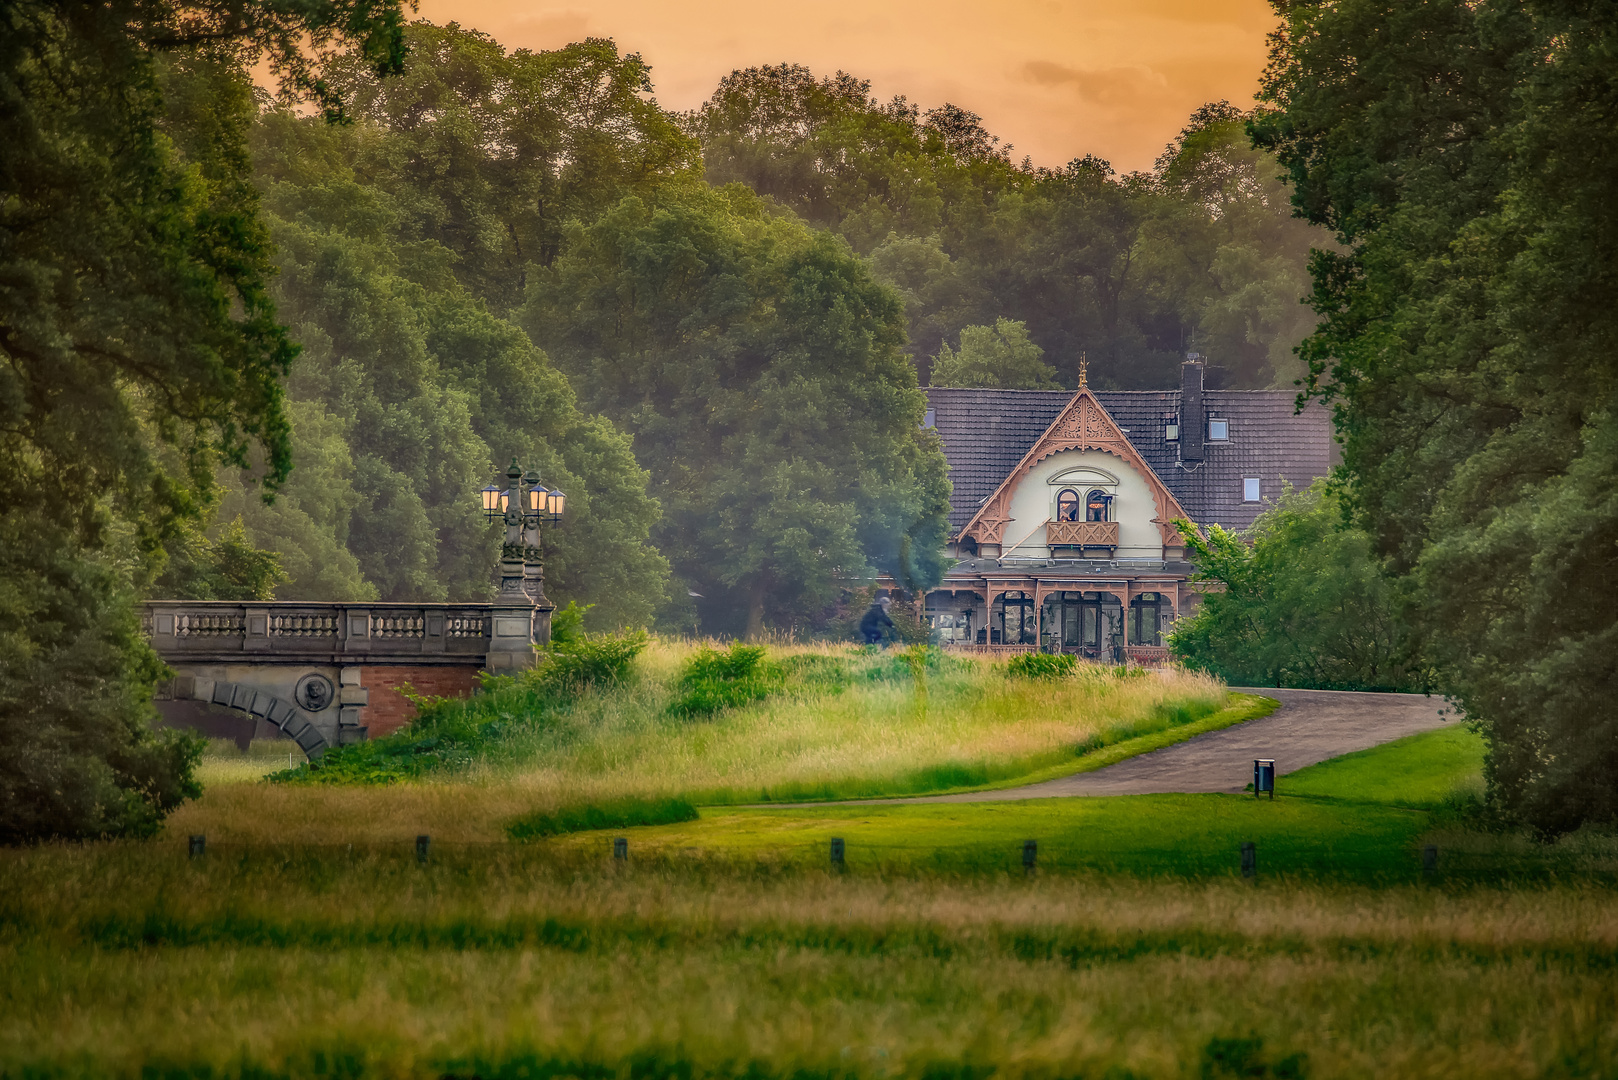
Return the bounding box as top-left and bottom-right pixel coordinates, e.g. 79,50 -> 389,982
1045,519 -> 1120,548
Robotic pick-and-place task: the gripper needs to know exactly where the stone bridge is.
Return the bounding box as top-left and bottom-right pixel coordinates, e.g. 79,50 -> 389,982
144,598 -> 544,757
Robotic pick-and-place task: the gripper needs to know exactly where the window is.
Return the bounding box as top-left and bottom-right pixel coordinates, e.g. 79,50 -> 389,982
1208,418 -> 1230,441
1055,489 -> 1081,521
1243,477 -> 1261,502
1086,489 -> 1112,522
922,408 -> 936,429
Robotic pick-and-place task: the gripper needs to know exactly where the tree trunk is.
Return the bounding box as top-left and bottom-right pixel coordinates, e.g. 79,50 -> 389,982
745,578 -> 767,641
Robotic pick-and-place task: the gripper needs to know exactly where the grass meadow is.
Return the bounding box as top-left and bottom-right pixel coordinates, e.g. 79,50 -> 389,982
5,646 -> 1618,1078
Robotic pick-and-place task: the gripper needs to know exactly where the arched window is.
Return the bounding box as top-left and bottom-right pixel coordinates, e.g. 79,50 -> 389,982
1056,489 -> 1081,522
1086,489 -> 1112,523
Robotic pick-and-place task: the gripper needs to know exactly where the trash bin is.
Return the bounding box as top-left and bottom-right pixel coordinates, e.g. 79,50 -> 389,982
1253,759 -> 1276,800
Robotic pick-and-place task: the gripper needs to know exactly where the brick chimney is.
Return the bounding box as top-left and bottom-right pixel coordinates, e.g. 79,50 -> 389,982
1180,355 -> 1205,463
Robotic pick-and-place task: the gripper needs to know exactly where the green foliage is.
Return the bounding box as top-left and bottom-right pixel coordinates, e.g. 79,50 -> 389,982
668,643 -> 785,718
0,1 -> 404,842
0,514 -> 204,842
532,629 -> 650,696
930,318 -> 1061,389
526,184 -> 952,636
278,626 -> 652,785
244,29 -> 678,624
505,796 -> 699,841
1170,484 -> 1424,691
153,517 -> 287,601
1005,652 -> 1077,679
1254,1 -> 1618,832
695,68 -> 1326,389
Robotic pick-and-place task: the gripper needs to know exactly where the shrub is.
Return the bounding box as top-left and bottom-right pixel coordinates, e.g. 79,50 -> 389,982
505,796 -> 699,840
273,612 -> 649,785
667,642 -> 784,718
1006,652 -> 1077,679
529,632 -> 649,695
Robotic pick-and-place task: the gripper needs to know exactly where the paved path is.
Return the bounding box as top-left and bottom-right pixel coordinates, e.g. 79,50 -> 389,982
756,688 -> 1451,807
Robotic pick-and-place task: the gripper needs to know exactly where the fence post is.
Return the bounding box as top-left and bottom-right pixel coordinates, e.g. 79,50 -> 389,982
416,835 -> 430,864
188,834 -> 205,859
1022,839 -> 1038,877
612,837 -> 628,861
830,837 -> 845,871
1422,844 -> 1438,875
1241,841 -> 1256,878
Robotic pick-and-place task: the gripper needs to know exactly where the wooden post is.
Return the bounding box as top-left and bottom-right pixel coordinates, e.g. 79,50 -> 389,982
613,837 -> 628,861
188,834 -> 205,859
416,835 -> 430,863
1422,845 -> 1438,875
830,837 -> 845,871
1022,839 -> 1037,877
1241,841 -> 1256,878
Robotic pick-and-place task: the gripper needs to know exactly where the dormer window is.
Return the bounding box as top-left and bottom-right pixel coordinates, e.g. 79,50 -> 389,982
1086,489 -> 1112,522
1208,418 -> 1230,441
1056,489 -> 1082,522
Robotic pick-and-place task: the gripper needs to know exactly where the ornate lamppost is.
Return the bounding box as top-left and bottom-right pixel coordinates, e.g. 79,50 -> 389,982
479,458 -> 566,669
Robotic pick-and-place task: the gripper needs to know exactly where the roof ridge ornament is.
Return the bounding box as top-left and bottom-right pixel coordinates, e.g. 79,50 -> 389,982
1078,352 -> 1088,389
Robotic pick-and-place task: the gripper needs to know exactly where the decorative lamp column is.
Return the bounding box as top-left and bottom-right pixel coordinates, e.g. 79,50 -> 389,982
486,458 -> 538,671
520,468 -> 557,645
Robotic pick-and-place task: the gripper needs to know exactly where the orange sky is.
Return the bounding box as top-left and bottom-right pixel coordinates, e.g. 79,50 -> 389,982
415,0 -> 1280,173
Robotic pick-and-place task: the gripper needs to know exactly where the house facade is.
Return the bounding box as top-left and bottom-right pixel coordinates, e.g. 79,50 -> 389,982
919,359 -> 1335,660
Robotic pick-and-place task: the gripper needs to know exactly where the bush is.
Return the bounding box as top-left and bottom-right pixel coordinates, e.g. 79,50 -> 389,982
1006,652 -> 1077,679
273,615 -> 649,785
506,796 -> 699,840
667,642 -> 784,718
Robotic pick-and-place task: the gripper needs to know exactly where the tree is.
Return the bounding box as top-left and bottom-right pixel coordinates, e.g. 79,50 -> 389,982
312,22 -> 701,315
249,80 -> 674,628
0,0 -> 406,841
930,319 -> 1062,389
524,185 -> 952,637
1253,0 -> 1618,833
1169,484 -> 1424,691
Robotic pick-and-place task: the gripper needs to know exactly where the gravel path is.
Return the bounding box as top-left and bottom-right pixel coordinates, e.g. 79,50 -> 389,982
753,688 -> 1453,807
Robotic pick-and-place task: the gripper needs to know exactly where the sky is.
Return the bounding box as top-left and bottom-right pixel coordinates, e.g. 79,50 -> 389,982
413,0 -> 1281,174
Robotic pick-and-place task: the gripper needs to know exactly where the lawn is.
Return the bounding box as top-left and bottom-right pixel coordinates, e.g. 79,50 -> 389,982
537,725 -> 1533,882
9,681 -> 1618,1078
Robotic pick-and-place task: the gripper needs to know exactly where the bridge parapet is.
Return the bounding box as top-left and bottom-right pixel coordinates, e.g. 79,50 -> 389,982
143,602 -> 496,663
143,601 -> 517,756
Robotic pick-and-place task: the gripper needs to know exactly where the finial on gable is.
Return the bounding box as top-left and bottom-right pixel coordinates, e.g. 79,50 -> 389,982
1078,352 -> 1088,389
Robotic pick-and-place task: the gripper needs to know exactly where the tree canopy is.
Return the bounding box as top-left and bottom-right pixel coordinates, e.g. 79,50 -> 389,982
0,0 -> 408,841
1254,0 -> 1618,834
929,319 -> 1060,390
1170,484 -> 1425,692
693,69 -> 1327,389
524,185 -> 951,637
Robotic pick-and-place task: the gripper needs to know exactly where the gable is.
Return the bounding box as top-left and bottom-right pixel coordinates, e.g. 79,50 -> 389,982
957,385 -> 1193,549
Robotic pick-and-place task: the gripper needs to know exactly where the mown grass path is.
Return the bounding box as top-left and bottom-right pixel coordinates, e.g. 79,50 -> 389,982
755,688 -> 1451,805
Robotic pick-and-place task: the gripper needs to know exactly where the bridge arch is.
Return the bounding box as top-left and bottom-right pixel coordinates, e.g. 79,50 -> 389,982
168,675 -> 330,757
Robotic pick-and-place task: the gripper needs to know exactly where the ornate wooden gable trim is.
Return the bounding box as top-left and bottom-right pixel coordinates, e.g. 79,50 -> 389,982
957,381 -> 1194,549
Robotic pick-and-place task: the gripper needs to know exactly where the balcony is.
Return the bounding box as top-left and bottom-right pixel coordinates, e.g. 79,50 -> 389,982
1045,519 -> 1120,549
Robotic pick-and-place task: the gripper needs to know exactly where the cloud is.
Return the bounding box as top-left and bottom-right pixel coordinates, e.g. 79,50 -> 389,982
1021,60 -> 1172,106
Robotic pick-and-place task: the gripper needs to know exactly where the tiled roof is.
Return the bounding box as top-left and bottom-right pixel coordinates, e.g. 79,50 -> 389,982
925,386 -> 1336,534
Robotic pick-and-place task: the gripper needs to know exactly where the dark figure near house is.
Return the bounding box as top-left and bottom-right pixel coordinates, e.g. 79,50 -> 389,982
860,595 -> 896,646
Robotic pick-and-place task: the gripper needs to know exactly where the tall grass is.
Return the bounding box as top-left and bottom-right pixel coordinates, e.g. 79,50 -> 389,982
2,845 -> 1616,1079
168,641 -> 1230,845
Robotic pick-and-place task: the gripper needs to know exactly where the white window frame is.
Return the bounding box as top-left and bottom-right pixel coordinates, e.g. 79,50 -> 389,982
1242,477 -> 1261,503
1208,418 -> 1230,441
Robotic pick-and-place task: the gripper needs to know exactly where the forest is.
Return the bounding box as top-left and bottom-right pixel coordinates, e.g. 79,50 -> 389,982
160,22 -> 1325,636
